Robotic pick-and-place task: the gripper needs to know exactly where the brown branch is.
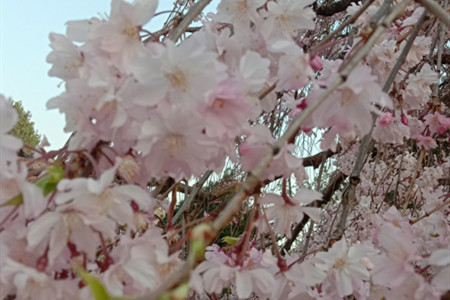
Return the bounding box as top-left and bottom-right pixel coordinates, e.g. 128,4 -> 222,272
175,149 -> 340,204
302,146 -> 341,168
314,0 -> 360,17
410,197 -> 450,224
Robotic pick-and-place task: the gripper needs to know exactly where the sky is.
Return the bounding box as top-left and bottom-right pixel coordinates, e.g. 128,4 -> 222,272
1,0 -> 219,149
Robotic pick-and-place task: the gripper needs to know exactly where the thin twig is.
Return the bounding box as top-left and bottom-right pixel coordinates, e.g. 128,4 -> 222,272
393,143 -> 407,206
432,0 -> 447,106
383,10 -> 428,92
410,197 -> 450,224
169,0 -> 213,42
402,149 -> 425,215
173,170 -> 213,223
311,0 -> 376,54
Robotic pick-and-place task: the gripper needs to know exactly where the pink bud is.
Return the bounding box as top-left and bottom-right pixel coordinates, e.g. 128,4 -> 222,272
296,100 -> 307,110
378,112 -> 393,126
238,143 -> 251,156
309,55 -> 323,72
401,112 -> 409,125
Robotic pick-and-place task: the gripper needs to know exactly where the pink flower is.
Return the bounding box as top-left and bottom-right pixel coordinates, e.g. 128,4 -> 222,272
312,61 -> 392,140
239,125 -> 308,184
275,43 -> 314,90
192,246 -> 275,299
0,95 -> 22,168
371,223 -> 416,288
137,109 -> 219,180
423,111 -> 449,135
260,189 -> 322,238
262,0 -> 316,40
103,229 -> 179,296
239,50 -> 271,94
26,206 -> 116,263
200,79 -> 251,140
417,135 -> 438,150
378,112 -> 393,126
46,33 -> 84,80
402,64 -> 437,110
130,39 -> 227,107
315,239 -> 371,297
309,55 -> 323,72
429,249 -> 450,290
213,0 -> 265,29
56,160 -> 154,224
89,0 -> 158,69
401,112 -> 409,125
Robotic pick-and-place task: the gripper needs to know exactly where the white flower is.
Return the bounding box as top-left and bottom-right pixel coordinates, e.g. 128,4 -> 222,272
130,39 -> 227,108
214,0 -> 265,28
262,0 -> 315,40
315,239 -> 371,297
429,248 -> 450,290
239,50 -> 270,93
0,95 -> 22,169
261,188 -> 322,238
89,0 -> 158,69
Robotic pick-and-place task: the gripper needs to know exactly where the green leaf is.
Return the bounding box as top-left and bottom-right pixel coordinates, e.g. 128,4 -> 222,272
43,182 -> 58,196
0,194 -> 23,207
36,176 -> 50,189
35,164 -> 65,196
158,282 -> 189,300
47,164 -> 64,182
189,223 -> 213,266
76,268 -> 110,300
222,236 -> 239,249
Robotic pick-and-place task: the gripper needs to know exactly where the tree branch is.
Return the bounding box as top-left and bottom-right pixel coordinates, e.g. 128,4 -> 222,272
314,0 -> 360,17
169,0 -> 213,41
416,0 -> 450,28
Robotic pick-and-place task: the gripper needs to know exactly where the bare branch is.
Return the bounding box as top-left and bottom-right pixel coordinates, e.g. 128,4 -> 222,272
410,197 -> 450,224
314,0 -> 360,17
172,170 -> 213,223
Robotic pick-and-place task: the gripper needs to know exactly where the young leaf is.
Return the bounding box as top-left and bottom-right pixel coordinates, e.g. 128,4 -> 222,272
76,268 -> 111,300
0,194 -> 23,207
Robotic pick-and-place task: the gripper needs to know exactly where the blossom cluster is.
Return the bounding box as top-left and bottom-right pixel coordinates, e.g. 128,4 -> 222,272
1,0 -> 449,299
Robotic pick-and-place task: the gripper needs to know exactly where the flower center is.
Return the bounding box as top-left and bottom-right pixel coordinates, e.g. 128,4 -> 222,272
164,133 -> 185,157
214,98 -> 226,109
340,87 -> 357,106
97,189 -> 114,213
119,156 -> 139,180
123,25 -> 139,39
167,69 -> 188,92
237,0 -> 248,12
334,257 -> 347,270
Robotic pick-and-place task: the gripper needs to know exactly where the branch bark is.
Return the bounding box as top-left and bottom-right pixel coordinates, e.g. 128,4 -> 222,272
314,0 -> 360,16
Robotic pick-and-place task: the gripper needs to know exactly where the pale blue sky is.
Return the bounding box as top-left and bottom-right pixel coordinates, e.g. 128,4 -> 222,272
1,0 -> 218,149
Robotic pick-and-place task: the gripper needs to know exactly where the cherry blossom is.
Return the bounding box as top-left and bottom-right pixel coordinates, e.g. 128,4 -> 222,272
314,240 -> 371,297
0,95 -> 22,168
2,0 -> 450,298
261,189 -> 322,238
